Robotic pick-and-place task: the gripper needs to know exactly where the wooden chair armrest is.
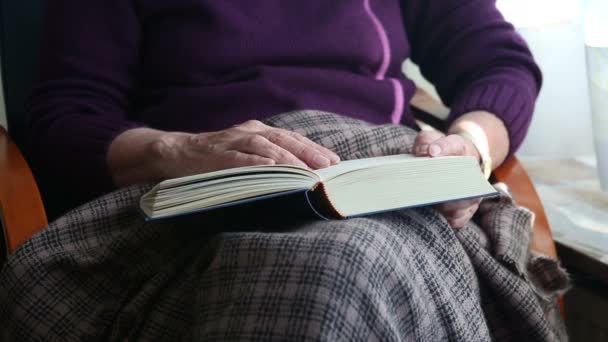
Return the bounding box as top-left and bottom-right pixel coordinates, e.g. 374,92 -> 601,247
0,126 -> 47,255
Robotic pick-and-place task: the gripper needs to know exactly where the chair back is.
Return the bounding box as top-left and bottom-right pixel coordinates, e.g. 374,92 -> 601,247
0,0 -> 43,150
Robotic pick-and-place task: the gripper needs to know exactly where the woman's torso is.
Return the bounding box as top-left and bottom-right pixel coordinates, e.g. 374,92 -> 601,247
133,0 -> 417,131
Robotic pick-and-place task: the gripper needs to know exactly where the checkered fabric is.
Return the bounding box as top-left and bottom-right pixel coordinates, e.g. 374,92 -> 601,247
0,111 -> 568,341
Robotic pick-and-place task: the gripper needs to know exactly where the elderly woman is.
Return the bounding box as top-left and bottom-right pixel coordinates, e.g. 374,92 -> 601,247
1,0 -> 567,341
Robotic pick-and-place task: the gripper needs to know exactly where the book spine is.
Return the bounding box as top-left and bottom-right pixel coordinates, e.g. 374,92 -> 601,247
143,189 -> 325,223
306,183 -> 345,219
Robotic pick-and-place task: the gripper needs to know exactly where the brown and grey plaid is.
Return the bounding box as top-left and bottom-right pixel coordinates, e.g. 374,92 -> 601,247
0,111 -> 568,341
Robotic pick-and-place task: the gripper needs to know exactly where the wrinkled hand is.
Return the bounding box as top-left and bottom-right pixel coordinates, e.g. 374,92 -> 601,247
152,120 -> 340,179
413,130 -> 482,228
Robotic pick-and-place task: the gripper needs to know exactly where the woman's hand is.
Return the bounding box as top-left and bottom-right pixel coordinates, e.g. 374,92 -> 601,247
413,130 -> 482,228
108,120 -> 340,187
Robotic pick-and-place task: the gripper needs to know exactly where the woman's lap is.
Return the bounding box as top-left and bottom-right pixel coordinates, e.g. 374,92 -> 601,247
188,212 -> 489,341
0,188 -> 491,341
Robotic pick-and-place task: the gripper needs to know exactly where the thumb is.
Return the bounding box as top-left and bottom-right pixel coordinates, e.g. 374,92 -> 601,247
428,135 -> 469,157
414,130 -> 445,156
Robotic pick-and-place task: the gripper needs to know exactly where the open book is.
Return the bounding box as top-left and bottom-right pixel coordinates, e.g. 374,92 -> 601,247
140,154 -> 497,220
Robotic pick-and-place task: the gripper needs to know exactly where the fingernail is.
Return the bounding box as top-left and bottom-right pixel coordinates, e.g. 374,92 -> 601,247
416,144 -> 429,155
313,155 -> 330,168
429,144 -> 442,156
295,159 -> 309,168
329,154 -> 341,164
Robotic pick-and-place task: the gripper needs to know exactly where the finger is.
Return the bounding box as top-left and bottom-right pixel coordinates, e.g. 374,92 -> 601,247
265,130 -> 332,169
238,119 -> 267,130
443,204 -> 479,228
220,150 -> 277,168
437,198 -> 482,213
438,199 -> 479,228
284,131 -> 341,164
440,205 -> 468,219
448,214 -> 473,229
414,130 -> 445,156
428,135 -> 471,157
415,130 -> 445,146
236,134 -> 309,168
240,122 -> 340,165
441,201 -> 480,219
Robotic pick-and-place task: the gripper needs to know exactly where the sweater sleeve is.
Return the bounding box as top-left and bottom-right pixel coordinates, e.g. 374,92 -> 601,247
401,0 -> 543,155
28,0 -> 143,204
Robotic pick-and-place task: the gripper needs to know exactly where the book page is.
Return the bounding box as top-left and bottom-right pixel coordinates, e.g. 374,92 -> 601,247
141,165 -> 319,218
322,155 -> 496,217
316,154 -> 420,181
151,178 -> 313,210
159,165 -> 318,189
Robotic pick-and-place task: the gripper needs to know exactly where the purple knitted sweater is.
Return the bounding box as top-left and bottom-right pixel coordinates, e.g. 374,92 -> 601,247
28,0 -> 541,206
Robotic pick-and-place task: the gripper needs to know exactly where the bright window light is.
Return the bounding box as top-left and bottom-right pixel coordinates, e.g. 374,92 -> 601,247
496,0 -> 581,28
583,1 -> 608,46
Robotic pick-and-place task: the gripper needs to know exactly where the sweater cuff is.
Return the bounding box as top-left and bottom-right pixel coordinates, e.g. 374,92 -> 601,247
96,119 -> 146,193
41,116 -> 144,200
446,81 -> 536,157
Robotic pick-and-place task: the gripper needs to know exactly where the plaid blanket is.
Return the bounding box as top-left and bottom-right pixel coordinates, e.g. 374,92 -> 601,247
0,111 -> 568,341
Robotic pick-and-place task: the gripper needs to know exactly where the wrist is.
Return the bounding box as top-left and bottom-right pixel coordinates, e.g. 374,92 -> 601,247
448,110 -> 509,168
148,131 -> 194,180
453,130 -> 492,179
454,133 -> 482,162
108,127 -> 176,186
